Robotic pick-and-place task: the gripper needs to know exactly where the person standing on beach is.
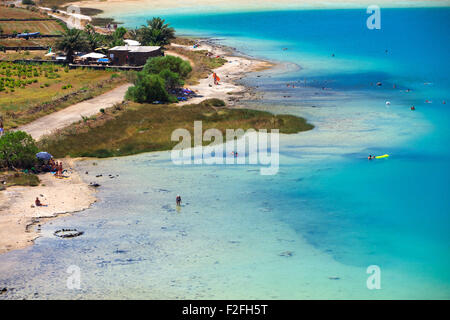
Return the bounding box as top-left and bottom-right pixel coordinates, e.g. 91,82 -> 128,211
213,73 -> 220,85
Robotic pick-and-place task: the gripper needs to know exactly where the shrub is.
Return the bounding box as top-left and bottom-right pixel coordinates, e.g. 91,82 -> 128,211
0,131 -> 39,169
201,99 -> 226,107
125,73 -> 170,103
158,68 -> 183,90
143,55 -> 192,79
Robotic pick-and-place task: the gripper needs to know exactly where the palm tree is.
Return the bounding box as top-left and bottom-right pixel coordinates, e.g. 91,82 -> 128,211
86,32 -> 105,52
128,28 -> 139,40
56,29 -> 88,63
138,17 -> 175,46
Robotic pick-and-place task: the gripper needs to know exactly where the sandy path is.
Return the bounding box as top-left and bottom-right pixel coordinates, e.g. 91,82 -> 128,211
0,159 -> 96,254
18,83 -> 132,141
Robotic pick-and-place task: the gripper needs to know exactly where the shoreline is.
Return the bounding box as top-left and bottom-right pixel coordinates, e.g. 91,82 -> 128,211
0,158 -> 96,255
169,39 -> 274,106
71,0 -> 449,17
0,40 -> 278,255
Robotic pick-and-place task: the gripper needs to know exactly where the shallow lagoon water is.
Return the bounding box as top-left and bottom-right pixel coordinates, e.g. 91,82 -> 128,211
0,8 -> 449,299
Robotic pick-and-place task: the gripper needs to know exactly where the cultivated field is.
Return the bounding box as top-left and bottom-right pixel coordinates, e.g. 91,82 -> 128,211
0,20 -> 65,35
0,6 -> 48,19
0,62 -> 126,128
0,38 -> 55,48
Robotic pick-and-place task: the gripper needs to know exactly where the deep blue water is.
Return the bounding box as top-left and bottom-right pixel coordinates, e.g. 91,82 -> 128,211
121,8 -> 450,292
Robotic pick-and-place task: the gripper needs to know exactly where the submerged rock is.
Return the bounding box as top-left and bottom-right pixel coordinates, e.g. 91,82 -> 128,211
279,251 -> 294,257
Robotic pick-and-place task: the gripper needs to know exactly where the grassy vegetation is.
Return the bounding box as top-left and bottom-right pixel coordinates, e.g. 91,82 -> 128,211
0,62 -> 127,129
0,20 -> 65,35
0,50 -> 48,61
40,0 -> 92,8
171,37 -> 197,46
39,99 -> 314,158
0,37 -> 55,48
0,5 -> 49,19
0,172 -> 40,191
168,45 -> 227,85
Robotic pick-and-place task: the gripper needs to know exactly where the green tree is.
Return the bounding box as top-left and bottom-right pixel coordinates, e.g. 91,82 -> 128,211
105,27 -> 126,47
85,31 -> 105,51
125,73 -> 169,103
56,29 -> 88,63
0,131 -> 38,169
143,55 -> 191,78
158,68 -> 183,91
138,17 -> 175,46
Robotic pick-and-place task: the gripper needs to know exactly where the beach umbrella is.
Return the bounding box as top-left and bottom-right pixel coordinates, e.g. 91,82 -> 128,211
36,152 -> 53,161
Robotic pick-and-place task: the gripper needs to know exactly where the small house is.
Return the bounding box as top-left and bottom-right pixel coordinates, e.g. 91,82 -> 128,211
108,45 -> 163,66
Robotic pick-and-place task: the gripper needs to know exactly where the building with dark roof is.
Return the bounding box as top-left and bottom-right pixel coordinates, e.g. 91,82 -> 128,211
108,45 -> 163,66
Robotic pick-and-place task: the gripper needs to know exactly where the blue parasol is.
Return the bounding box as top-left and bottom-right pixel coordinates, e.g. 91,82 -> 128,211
36,152 -> 53,161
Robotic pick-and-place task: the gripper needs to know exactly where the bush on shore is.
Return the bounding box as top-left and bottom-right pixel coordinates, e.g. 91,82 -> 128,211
125,73 -> 173,103
126,55 -> 192,104
143,55 -> 192,78
0,131 -> 38,169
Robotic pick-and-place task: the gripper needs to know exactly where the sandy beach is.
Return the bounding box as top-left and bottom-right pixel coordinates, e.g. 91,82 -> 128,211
0,159 -> 96,254
168,41 -> 273,106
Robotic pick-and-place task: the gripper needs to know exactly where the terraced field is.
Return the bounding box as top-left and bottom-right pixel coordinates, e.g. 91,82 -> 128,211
0,20 -> 65,35
0,6 -> 48,19
0,38 -> 55,48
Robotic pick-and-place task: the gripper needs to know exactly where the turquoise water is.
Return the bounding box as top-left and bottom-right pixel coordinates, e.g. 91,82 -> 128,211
0,8 -> 449,299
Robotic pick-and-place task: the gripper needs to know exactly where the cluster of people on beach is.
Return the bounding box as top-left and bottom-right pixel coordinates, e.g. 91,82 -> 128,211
49,159 -> 64,177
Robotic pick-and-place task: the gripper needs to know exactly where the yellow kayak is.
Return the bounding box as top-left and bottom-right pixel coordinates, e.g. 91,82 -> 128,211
375,154 -> 389,159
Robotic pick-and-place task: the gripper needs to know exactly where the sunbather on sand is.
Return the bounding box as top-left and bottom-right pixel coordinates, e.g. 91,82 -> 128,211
35,197 -> 47,207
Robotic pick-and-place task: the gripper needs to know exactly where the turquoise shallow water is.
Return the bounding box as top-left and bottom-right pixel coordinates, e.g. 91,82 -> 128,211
0,8 -> 449,299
